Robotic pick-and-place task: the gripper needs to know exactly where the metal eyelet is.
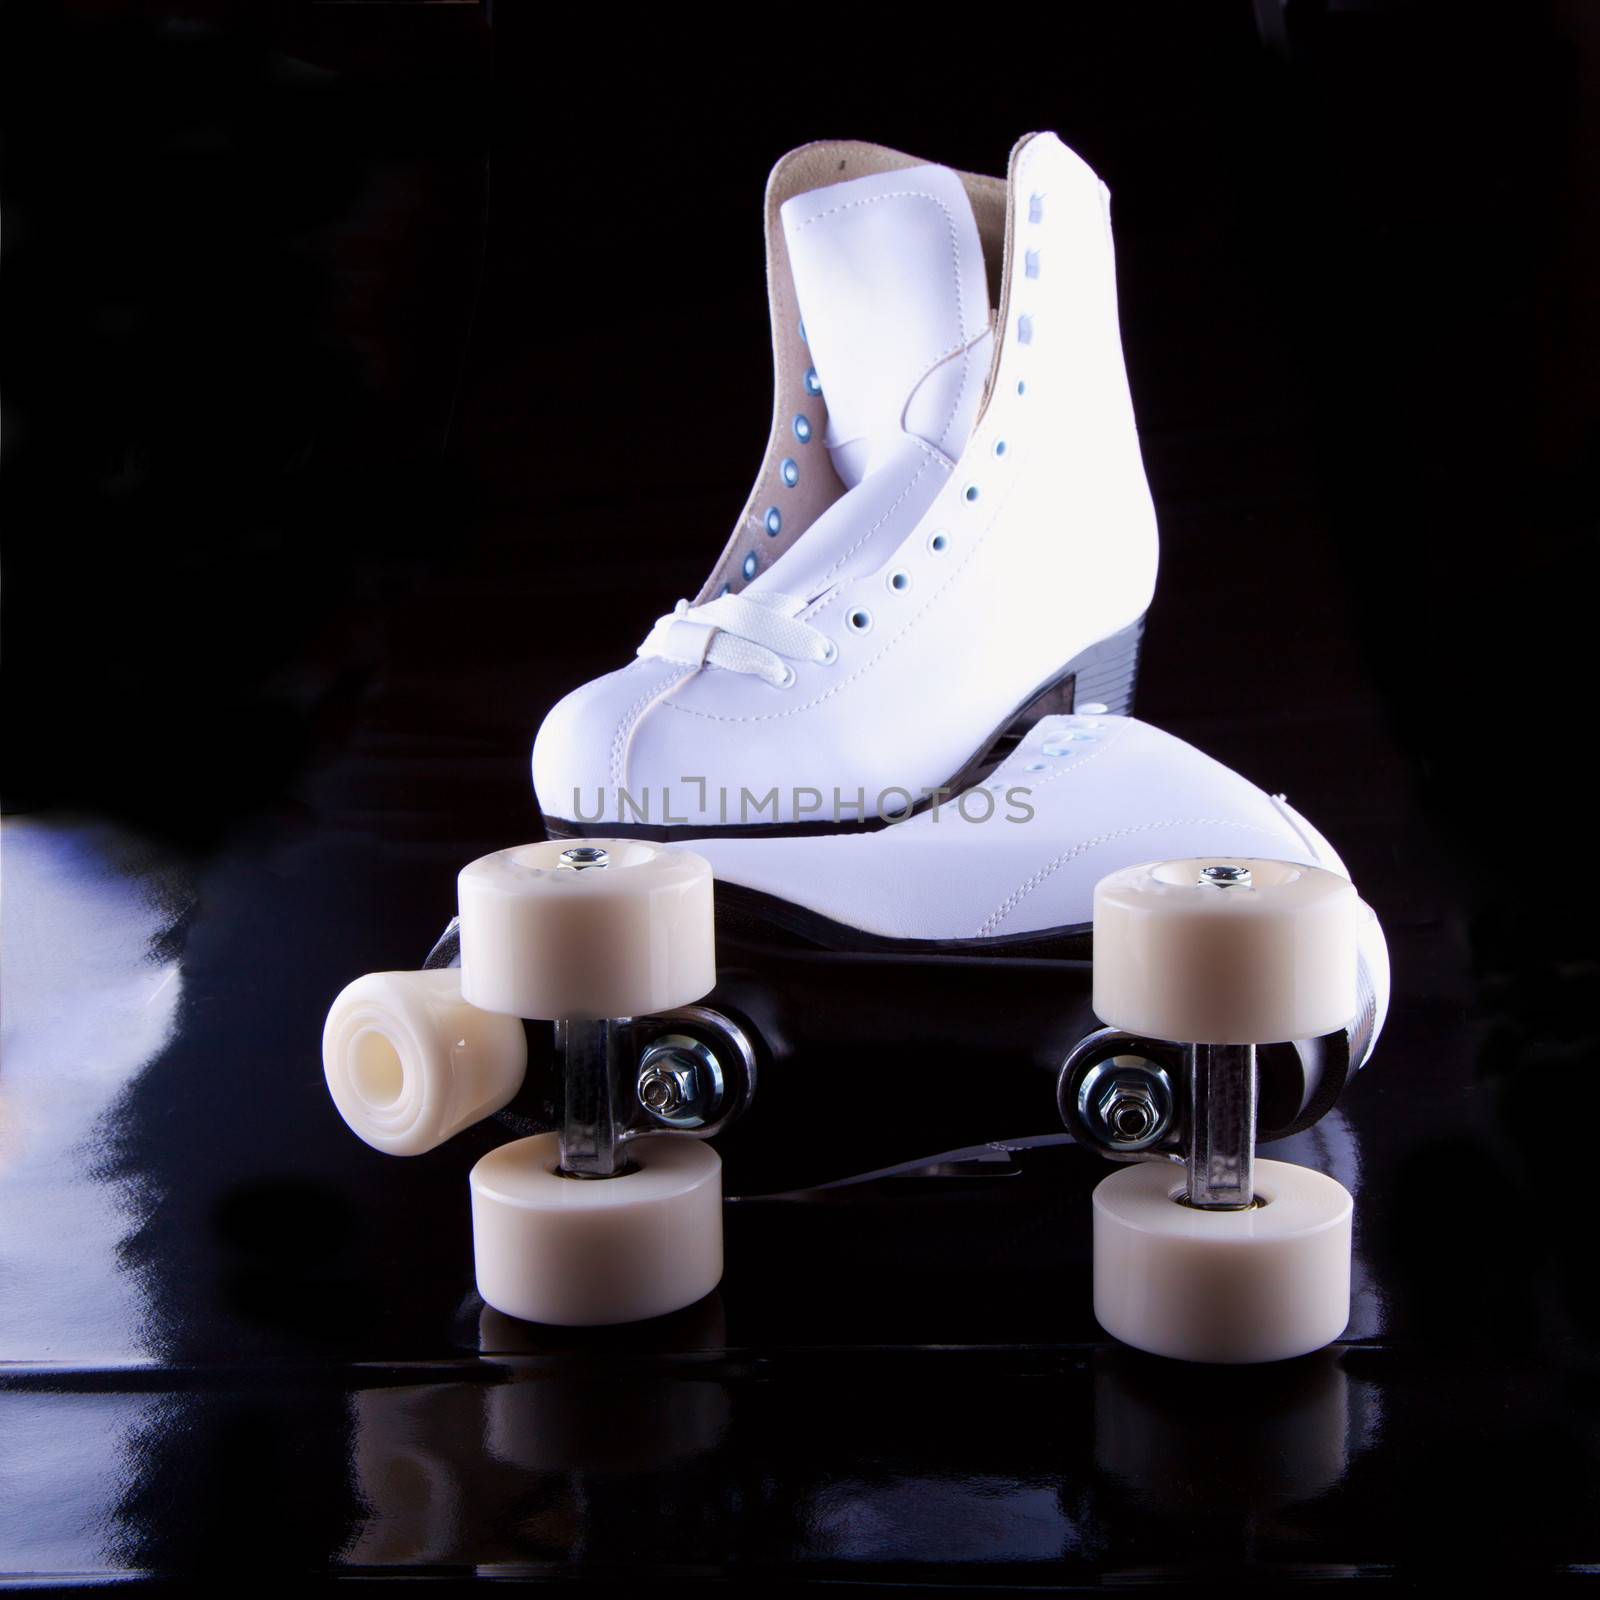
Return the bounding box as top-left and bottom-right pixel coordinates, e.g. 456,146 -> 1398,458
803,367 -> 822,396
846,608 -> 873,634
963,484 -> 980,504
886,570 -> 911,594
742,551 -> 759,580
992,439 -> 1008,458
781,458 -> 799,487
927,531 -> 949,554
764,507 -> 782,536
793,414 -> 812,443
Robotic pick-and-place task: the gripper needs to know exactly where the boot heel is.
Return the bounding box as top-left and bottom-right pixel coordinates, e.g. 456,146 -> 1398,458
1064,614 -> 1144,716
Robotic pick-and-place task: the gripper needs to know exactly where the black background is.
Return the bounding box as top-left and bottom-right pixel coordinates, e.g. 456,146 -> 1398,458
3,0 -> 1599,1585
5,3 -> 1596,967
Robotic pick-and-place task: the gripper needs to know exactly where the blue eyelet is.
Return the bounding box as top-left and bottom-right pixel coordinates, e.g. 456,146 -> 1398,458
1024,250 -> 1040,279
764,507 -> 782,537
793,414 -> 812,443
1028,193 -> 1043,224
1016,379 -> 1027,396
781,458 -> 799,487
993,439 -> 1008,458
1017,314 -> 1034,345
742,551 -> 759,580
964,484 -> 980,503
803,367 -> 822,396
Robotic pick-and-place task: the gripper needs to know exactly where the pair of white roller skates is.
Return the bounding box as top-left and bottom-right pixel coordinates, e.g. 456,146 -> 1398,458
323,133 -> 1391,1364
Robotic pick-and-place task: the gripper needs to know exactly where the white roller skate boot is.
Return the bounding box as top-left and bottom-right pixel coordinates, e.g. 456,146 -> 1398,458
534,132 -> 1158,837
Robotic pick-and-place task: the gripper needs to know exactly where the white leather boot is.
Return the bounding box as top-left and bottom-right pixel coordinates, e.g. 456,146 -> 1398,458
686,711 -> 1390,1058
535,132 -> 1158,836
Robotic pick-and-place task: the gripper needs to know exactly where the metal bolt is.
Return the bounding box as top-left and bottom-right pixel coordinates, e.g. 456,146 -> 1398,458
1098,1082 -> 1160,1144
1076,1056 -> 1176,1152
636,1035 -> 724,1129
1199,862 -> 1252,888
558,845 -> 610,871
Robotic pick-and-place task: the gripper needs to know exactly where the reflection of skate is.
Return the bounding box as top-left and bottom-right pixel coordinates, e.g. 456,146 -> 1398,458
478,1304 -> 731,1475
346,1385 -> 469,1568
1092,1345 -> 1376,1511
322,717 -> 1388,1345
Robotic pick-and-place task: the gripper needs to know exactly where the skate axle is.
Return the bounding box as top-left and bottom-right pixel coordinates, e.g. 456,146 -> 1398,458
1184,1042 -> 1258,1209
556,1017 -> 629,1178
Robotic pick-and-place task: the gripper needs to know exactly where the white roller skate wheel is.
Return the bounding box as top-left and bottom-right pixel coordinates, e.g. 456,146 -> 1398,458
469,1133 -> 722,1326
1093,857 -> 1359,1044
457,839 -> 714,1020
1093,1158 -> 1352,1364
323,968 -> 528,1156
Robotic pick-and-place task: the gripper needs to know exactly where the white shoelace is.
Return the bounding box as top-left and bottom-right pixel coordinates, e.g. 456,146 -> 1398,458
636,590 -> 836,688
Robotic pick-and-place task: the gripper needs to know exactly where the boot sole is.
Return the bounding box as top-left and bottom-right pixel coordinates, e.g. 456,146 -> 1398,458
542,614 -> 1144,842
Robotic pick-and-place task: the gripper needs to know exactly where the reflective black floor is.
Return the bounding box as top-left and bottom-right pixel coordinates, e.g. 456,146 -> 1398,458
4,3 -> 1598,1588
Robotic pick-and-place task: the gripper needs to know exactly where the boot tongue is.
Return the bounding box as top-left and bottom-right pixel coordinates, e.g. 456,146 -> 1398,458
781,163 -> 992,488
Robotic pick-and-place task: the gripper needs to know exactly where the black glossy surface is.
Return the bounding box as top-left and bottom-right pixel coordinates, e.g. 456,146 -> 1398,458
4,4 -> 1598,1588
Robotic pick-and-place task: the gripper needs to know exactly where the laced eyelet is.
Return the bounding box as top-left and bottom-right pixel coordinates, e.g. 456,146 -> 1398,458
927,531 -> 949,554
775,664 -> 797,689
846,608 -> 873,634
886,569 -> 911,594
820,639 -> 839,664
803,367 -> 822,396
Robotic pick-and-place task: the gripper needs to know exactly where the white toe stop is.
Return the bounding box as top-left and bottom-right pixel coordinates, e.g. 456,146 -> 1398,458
323,968 -> 528,1155
1093,1159 -> 1352,1364
469,1133 -> 722,1326
457,839 -> 715,1020
1094,857 -> 1360,1043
